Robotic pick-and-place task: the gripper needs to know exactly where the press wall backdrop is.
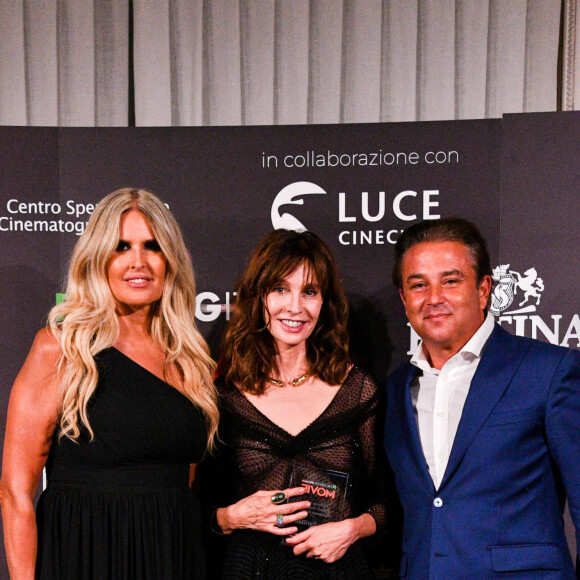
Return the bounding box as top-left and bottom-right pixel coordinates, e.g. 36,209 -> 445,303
0,112 -> 578,575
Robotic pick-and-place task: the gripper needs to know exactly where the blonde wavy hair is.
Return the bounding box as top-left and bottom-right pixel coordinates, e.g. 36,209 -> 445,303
48,188 -> 218,449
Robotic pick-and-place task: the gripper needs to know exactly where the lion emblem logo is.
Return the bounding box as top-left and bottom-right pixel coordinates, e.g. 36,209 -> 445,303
490,265 -> 545,316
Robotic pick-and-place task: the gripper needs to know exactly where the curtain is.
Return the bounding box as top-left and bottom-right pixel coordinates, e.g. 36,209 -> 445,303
0,0 -> 128,125
0,0 -> 577,127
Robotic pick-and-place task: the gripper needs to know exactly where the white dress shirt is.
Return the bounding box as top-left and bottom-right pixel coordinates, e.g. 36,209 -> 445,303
410,312 -> 495,489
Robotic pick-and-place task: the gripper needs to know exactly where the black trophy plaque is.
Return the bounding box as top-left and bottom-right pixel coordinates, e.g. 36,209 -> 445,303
287,466 -> 349,530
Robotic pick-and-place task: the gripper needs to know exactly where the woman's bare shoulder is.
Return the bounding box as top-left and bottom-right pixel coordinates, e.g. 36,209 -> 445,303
12,329 -> 62,395
29,328 -> 61,358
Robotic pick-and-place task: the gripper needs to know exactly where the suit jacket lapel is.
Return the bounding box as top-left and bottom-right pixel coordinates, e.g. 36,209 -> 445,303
440,325 -> 526,489
400,364 -> 436,491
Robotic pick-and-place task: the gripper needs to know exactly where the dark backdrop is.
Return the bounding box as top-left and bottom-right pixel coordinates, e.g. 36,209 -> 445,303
0,112 -> 577,577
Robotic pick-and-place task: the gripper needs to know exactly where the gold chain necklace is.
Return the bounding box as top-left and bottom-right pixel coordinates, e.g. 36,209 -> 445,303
266,371 -> 313,388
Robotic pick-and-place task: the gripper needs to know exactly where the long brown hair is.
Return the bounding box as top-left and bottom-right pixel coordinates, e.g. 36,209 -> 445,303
219,229 -> 350,394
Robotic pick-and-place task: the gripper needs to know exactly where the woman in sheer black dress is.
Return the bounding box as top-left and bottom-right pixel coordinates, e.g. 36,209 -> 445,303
200,229 -> 387,579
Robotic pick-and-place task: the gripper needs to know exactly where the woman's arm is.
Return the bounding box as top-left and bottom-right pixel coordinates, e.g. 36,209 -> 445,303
0,330 -> 61,580
215,486 -> 310,536
285,512 -> 376,562
287,371 -> 388,562
354,373 -> 389,530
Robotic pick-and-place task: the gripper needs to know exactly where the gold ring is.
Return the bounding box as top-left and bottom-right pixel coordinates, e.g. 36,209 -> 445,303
271,492 -> 286,505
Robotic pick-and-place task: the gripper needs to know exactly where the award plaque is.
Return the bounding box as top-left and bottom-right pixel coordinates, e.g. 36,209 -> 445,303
287,466 -> 349,530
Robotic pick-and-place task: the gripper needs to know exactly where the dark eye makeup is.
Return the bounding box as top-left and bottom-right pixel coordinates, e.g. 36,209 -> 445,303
144,240 -> 162,252
114,239 -> 162,252
115,240 -> 130,252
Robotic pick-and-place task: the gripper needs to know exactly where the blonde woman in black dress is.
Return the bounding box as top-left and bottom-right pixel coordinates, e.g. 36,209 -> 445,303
0,188 -> 218,579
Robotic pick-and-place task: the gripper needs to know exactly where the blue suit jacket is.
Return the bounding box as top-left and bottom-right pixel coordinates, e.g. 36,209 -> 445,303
384,324 -> 580,579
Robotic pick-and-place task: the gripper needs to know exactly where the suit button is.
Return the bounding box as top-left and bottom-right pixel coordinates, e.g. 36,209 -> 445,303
433,497 -> 443,507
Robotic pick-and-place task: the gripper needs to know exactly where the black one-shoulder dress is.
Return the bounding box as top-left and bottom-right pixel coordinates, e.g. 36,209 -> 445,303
36,347 -> 207,580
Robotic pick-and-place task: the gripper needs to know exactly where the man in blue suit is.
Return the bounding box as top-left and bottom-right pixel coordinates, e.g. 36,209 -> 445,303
384,217 -> 580,579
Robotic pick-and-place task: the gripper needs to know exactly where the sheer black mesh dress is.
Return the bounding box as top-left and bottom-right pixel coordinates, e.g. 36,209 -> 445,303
199,366 -> 387,579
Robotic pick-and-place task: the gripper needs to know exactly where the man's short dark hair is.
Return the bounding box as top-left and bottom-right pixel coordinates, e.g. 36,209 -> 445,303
392,217 -> 492,289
